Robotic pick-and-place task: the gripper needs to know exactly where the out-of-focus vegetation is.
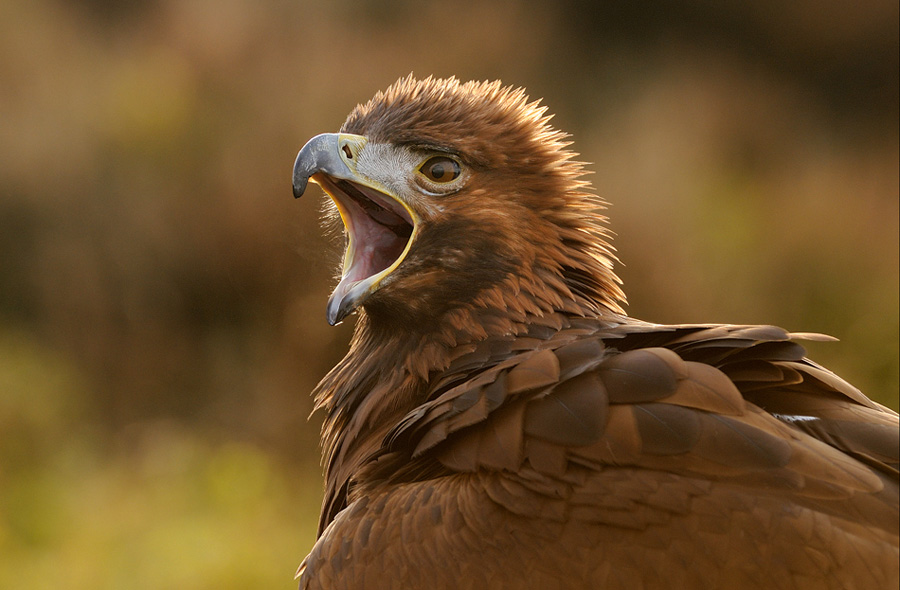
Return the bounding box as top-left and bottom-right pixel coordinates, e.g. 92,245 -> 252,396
0,0 -> 896,587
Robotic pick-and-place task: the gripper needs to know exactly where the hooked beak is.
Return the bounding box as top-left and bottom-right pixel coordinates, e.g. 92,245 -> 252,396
293,133 -> 418,325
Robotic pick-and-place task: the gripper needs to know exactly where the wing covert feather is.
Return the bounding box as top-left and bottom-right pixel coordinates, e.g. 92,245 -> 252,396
304,321 -> 899,589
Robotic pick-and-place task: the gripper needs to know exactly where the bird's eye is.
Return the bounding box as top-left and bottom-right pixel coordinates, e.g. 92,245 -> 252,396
419,156 -> 461,183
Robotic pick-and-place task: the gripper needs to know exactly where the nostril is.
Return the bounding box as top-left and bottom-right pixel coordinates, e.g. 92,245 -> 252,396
342,144 -> 353,159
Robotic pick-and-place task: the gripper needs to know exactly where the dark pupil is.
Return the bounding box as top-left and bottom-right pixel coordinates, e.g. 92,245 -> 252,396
431,163 -> 446,179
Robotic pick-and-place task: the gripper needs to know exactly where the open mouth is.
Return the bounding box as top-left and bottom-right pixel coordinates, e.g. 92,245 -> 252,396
314,174 -> 416,320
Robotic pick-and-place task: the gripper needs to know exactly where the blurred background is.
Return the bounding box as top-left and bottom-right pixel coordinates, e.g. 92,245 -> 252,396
1,0 -> 897,587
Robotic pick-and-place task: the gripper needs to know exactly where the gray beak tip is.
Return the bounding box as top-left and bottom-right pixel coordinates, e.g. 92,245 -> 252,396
292,134 -> 350,201
292,176 -> 308,199
292,150 -> 310,199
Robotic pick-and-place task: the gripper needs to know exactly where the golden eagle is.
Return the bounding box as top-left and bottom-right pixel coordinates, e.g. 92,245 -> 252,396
291,76 -> 899,589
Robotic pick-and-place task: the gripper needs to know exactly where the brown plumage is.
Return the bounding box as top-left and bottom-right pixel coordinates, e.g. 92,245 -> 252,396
291,76 -> 899,589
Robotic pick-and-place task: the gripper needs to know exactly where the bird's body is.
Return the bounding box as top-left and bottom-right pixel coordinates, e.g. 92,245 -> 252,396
291,76 -> 899,589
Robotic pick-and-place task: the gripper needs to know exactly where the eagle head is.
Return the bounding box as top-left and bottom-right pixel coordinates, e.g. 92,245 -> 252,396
293,75 -> 624,331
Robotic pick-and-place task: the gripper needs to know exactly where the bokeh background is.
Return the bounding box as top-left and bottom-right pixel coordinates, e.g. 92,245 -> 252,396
1,0 -> 897,587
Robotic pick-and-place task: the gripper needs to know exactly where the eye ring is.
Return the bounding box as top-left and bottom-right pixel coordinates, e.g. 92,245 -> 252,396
418,156 -> 462,184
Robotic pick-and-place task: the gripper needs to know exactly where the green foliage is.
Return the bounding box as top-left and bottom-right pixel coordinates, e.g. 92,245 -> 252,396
0,332 -> 320,589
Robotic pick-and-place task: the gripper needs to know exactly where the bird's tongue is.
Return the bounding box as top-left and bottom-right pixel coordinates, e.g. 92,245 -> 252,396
326,191 -> 412,324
